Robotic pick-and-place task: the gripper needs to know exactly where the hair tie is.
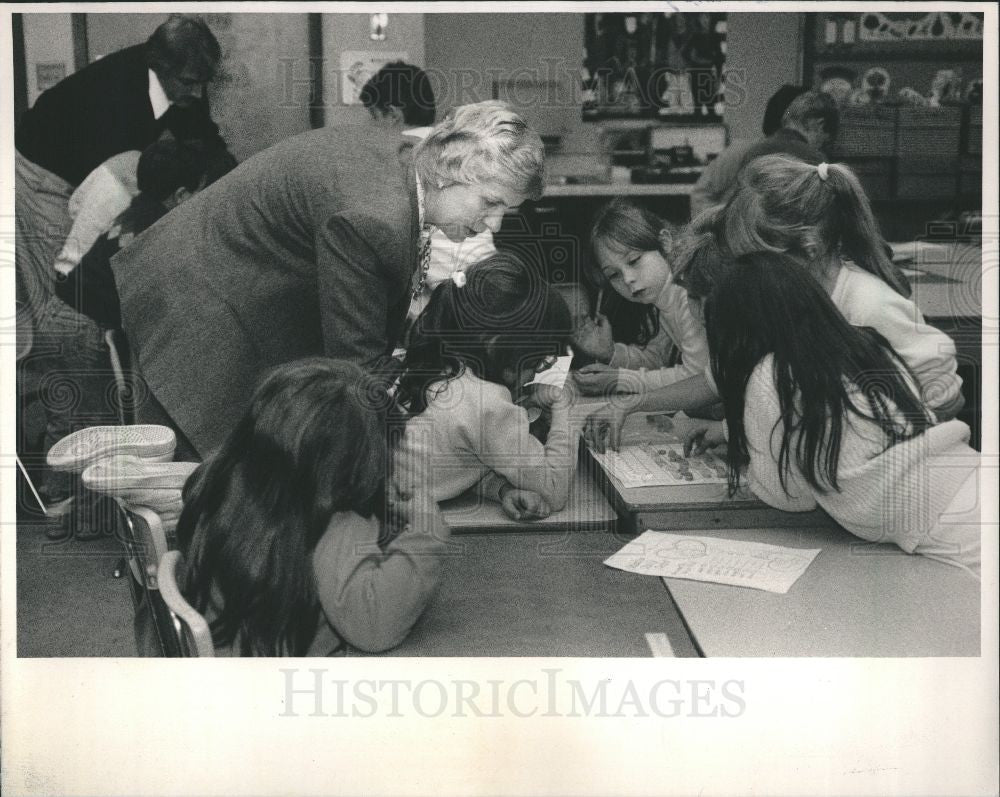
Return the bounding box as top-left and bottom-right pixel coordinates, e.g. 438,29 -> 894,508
451,270 -> 467,288
817,162 -> 830,181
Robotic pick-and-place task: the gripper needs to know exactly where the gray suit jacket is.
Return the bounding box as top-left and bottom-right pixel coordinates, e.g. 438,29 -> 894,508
112,125 -> 419,457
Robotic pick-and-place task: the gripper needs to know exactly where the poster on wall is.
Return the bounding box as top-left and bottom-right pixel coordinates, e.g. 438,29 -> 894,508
35,62 -> 67,93
582,11 -> 727,120
339,50 -> 408,104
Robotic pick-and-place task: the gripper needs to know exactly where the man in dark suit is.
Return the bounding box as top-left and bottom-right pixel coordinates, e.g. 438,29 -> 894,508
14,15 -> 221,504
112,101 -> 545,459
16,14 -> 221,332
16,15 -> 220,188
16,14 -> 222,511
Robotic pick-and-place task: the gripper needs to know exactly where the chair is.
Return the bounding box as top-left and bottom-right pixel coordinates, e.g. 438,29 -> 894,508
157,551 -> 215,657
104,328 -> 133,425
116,502 -> 182,656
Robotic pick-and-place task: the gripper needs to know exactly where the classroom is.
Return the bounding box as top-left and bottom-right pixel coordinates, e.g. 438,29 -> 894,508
11,7 -> 988,660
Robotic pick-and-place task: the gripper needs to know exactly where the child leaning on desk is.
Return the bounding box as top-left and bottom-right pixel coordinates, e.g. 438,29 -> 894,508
160,358 -> 451,656
584,155 -> 965,448
683,251 -> 980,576
393,251 -> 584,522
570,198 -> 712,404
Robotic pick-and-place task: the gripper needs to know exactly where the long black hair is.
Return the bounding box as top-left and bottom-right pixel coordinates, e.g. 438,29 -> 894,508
703,252 -> 934,497
399,250 -> 572,414
176,358 -> 389,656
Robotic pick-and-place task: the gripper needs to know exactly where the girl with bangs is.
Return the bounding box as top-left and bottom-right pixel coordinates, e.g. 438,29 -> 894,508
572,198 -> 711,403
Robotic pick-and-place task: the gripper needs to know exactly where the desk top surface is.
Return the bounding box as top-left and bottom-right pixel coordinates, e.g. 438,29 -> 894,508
440,467 -> 616,534
663,525 -> 981,658
383,529 -> 693,657
896,241 -> 982,322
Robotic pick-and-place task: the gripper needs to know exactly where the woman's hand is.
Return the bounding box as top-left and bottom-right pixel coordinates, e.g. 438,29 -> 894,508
572,314 -> 614,362
500,488 -> 552,521
573,363 -> 621,396
682,421 -> 726,456
582,403 -> 631,452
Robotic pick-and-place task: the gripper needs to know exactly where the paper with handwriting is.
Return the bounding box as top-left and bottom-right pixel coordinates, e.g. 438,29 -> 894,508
605,531 -> 821,594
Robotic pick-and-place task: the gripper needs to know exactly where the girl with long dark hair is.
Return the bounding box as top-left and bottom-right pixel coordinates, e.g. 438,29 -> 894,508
686,252 -> 980,575
174,358 -> 449,656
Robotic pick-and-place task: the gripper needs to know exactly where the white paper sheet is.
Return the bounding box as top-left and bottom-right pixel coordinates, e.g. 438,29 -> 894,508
523,354 -> 573,388
604,531 -> 821,594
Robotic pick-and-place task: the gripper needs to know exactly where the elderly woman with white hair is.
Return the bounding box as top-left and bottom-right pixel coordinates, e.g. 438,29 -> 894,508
112,101 -> 544,459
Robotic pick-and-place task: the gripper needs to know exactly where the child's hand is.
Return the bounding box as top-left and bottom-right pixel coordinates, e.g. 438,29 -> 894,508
573,363 -> 620,395
500,488 -> 552,521
532,380 -> 576,410
582,403 -> 630,452
572,314 -> 614,362
683,421 -> 726,456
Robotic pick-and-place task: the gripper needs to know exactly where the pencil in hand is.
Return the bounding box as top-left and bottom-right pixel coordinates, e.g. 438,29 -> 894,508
593,287 -> 604,322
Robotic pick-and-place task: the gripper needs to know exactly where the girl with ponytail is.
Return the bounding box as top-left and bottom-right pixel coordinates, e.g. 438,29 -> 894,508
719,154 -> 962,418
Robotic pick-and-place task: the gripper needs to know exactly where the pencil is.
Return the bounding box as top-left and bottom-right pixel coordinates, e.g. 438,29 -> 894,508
594,287 -> 604,322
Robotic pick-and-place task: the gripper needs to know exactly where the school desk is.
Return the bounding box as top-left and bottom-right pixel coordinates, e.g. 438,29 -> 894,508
381,528 -> 698,657
439,466 -> 617,533
899,240 -> 982,327
901,240 -> 984,446
384,467 -> 698,656
660,525 -> 981,658
583,412 -> 837,534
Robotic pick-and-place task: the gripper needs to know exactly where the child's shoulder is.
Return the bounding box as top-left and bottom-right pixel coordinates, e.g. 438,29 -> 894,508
426,369 -> 513,411
833,261 -> 911,320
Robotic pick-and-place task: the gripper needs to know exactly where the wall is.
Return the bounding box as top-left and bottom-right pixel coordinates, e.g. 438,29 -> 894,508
21,13 -> 76,106
320,12 -> 424,128
425,12 -> 803,157
723,13 -> 804,141
22,11 -> 804,158
85,12 -> 312,161
425,12 -> 600,167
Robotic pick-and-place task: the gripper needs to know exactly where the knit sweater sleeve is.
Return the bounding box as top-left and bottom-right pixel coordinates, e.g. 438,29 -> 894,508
312,505 -> 450,653
608,315 -> 676,371
460,381 -> 580,511
837,266 -> 962,415
743,358 -> 819,512
609,288 -> 710,390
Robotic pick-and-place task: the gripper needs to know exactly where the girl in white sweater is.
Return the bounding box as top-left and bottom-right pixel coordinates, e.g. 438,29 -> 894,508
395,252 -> 581,521
686,252 -> 980,576
572,198 -> 711,399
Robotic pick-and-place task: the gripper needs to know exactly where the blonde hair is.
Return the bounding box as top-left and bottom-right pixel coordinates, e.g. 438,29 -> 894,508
720,155 -> 910,297
413,101 -> 545,200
